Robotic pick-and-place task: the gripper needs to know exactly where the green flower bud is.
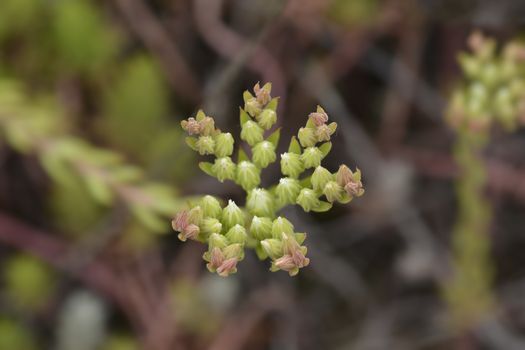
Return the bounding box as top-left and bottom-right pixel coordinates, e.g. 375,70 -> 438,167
201,217 -> 222,236
214,132 -> 234,157
208,233 -> 228,250
245,98 -> 262,117
196,136 -> 215,155
199,116 -> 215,136
246,188 -> 275,217
271,216 -> 294,239
187,205 -> 203,225
252,141 -> 276,168
260,239 -> 284,259
223,243 -> 244,260
225,224 -> 248,244
200,196 -> 222,219
249,216 -> 273,240
296,188 -> 320,212
212,157 -> 236,182
298,127 -> 317,147
280,152 -> 304,178
311,166 -> 333,192
256,109 -> 277,130
301,147 -> 324,169
236,161 -> 261,191
222,200 -> 245,229
240,120 -> 264,146
275,177 -> 301,205
323,181 -> 344,202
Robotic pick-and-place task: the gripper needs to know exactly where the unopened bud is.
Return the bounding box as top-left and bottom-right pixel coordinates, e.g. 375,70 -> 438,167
214,132 -> 234,157
196,136 -> 215,155
222,200 -> 245,229
222,243 -> 244,260
201,218 -> 222,236
212,157 -> 236,182
335,164 -> 352,187
316,124 -> 332,142
236,161 -> 261,191
179,224 -> 199,241
252,141 -> 276,168
216,258 -> 238,277
245,98 -> 262,117
301,147 -> 324,169
271,216 -> 294,239
256,109 -> 277,130
246,188 -> 275,217
261,239 -> 283,259
296,188 -> 320,212
181,117 -> 200,135
272,255 -> 299,276
208,233 -> 228,250
311,166 -> 333,192
254,82 -> 271,106
200,195 -> 222,219
225,224 -> 248,244
309,107 -> 329,126
275,177 -> 301,205
280,152 -> 304,178
249,216 -> 273,240
199,116 -> 215,136
240,120 -> 264,146
298,127 -> 317,148
323,181 -> 344,202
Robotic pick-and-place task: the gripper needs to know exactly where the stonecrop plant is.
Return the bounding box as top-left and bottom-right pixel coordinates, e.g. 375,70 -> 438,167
172,83 -> 364,277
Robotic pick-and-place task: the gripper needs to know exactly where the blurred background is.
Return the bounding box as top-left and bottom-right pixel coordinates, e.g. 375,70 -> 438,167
1,0 -> 525,349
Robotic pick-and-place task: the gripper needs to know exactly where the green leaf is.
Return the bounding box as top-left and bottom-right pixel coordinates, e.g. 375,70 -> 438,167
339,193 -> 353,204
255,244 -> 268,260
131,205 -> 167,233
239,107 -> 250,126
266,97 -> 279,112
312,201 -> 332,212
306,117 -> 316,129
299,175 -> 312,188
288,136 -> 301,154
319,142 -> 332,157
84,174 -> 113,205
185,137 -> 198,151
237,147 -> 249,162
267,127 -> 281,148
199,162 -> 215,177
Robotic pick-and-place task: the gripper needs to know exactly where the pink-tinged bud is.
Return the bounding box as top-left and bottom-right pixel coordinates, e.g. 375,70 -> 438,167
316,124 -> 332,142
172,211 -> 189,232
208,247 -> 224,270
345,181 -> 364,197
254,82 -> 271,106
216,258 -> 238,277
274,255 -> 296,271
178,224 -> 200,241
309,107 -> 329,126
335,164 -> 352,187
181,118 -> 201,135
199,117 -> 216,136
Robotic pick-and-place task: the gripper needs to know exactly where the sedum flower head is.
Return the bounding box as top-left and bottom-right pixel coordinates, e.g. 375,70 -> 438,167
252,141 -> 276,168
175,83 -> 365,277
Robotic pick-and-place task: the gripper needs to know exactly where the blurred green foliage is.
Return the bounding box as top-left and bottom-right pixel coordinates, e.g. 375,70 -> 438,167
102,334 -> 139,350
327,0 -> 379,27
4,254 -> 56,311
0,318 -> 36,350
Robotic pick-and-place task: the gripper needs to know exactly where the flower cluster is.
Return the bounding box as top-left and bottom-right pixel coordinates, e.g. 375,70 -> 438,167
172,83 -> 364,277
447,31 -> 525,132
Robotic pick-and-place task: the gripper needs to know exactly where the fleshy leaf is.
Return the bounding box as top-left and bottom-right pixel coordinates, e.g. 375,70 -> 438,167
267,127 -> 281,148
319,142 -> 332,157
239,107 -> 250,126
288,136 -> 302,154
199,162 -> 215,177
312,201 -> 332,212
266,97 -> 279,112
185,137 -> 198,151
237,147 -> 249,162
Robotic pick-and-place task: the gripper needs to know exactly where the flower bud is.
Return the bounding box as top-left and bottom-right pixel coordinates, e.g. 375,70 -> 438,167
187,206 -> 203,224
252,141 -> 276,168
344,168 -> 364,197
271,216 -> 294,239
316,124 -> 332,142
240,120 -> 264,146
196,136 -> 215,155
236,161 -> 261,191
335,164 -> 352,187
298,127 -> 317,147
223,243 -> 244,260
323,181 -> 343,203
214,132 -> 234,157
246,188 -> 275,217
272,255 -> 299,276
181,117 -> 200,135
216,257 -> 238,277
311,166 -> 333,192
201,218 -> 222,236
200,195 -> 222,219
309,109 -> 329,126
245,98 -> 262,117
225,224 -> 248,244
179,224 -> 199,241
301,147 -> 324,169
222,200 -> 245,229
256,109 -> 277,130
212,157 -> 236,182
254,82 -> 271,106
208,233 -> 228,250
199,116 -> 215,136
249,216 -> 273,240
296,188 -> 320,212
280,152 -> 304,178
260,239 -> 283,259
275,177 -> 301,205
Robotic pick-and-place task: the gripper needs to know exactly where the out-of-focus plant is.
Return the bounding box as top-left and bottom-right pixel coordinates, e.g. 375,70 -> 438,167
102,334 -> 139,350
0,79 -> 187,233
3,254 -> 56,311
444,31 -> 525,329
0,317 -> 36,350
173,83 -> 365,277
